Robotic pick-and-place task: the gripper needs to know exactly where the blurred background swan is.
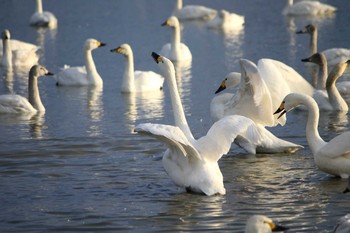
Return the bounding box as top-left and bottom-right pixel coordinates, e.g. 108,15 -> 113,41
0,65 -> 53,114
275,93 -> 350,179
160,16 -> 192,63
110,43 -> 164,93
332,214 -> 350,233
206,9 -> 244,31
283,0 -> 337,16
30,0 -> 57,29
172,0 -> 217,21
245,215 -> 288,233
55,38 -> 105,87
1,29 -> 39,69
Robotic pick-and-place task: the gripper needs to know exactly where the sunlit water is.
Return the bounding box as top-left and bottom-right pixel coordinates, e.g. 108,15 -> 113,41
0,0 -> 350,232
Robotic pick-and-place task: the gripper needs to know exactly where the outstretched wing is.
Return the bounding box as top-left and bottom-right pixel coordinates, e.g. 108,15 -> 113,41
134,123 -> 201,160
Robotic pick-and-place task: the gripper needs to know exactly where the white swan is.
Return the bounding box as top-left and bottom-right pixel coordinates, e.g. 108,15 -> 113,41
30,0 -> 57,29
274,93 -> 350,178
283,0 -> 336,16
211,59 -> 303,154
1,29 -> 39,68
206,9 -> 244,30
134,53 -> 268,195
55,38 -> 105,87
172,0 -> 217,21
160,16 -> 192,62
301,53 -> 349,112
0,65 -> 53,114
245,215 -> 288,233
110,43 -> 164,93
332,214 -> 350,233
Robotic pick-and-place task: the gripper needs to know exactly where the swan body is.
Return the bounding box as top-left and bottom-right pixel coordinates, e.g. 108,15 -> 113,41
211,59 -> 303,154
160,16 -> 192,62
0,65 -> 53,114
110,43 -> 164,93
206,10 -> 244,30
134,53 -> 272,195
173,0 -> 217,20
301,53 -> 349,112
55,39 -> 105,87
1,29 -> 39,68
275,93 -> 350,178
283,0 -> 336,16
332,214 -> 350,233
245,215 -> 288,233
30,0 -> 57,28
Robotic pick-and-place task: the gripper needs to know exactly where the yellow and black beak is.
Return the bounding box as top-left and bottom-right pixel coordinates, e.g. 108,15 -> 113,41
151,52 -> 163,64
110,46 -> 122,53
215,80 -> 227,94
273,101 -> 286,119
161,20 -> 169,26
266,221 -> 288,232
98,42 -> 106,47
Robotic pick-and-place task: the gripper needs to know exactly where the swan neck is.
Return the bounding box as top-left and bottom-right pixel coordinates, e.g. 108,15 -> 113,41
28,75 -> 44,111
84,49 -> 98,80
326,65 -> 348,111
310,29 -> 317,56
122,53 -> 135,92
171,24 -> 181,58
36,0 -> 43,14
176,0 -> 182,10
2,38 -> 12,67
166,64 -> 194,141
316,60 -> 327,90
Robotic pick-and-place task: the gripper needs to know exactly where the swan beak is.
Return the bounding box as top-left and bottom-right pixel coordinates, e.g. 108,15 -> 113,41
301,57 -> 311,63
273,102 -> 286,119
296,28 -> 306,34
161,20 -> 169,26
46,71 -> 54,76
151,52 -> 163,64
110,47 -> 122,53
98,42 -> 106,47
215,80 -> 227,94
270,222 -> 288,232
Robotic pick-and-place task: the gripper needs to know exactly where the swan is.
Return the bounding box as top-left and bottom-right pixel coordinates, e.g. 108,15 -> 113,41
29,0 -> 57,28
206,9 -> 244,30
1,29 -> 39,68
274,93 -> 350,178
301,53 -> 349,111
0,65 -> 53,114
332,214 -> 350,233
160,16 -> 192,62
134,53 -> 270,195
110,43 -> 164,93
172,0 -> 217,21
283,0 -> 336,16
245,215 -> 288,233
55,38 -> 105,87
211,59 -> 303,154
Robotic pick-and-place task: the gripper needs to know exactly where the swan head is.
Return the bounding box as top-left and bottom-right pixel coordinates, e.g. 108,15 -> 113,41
110,43 -> 132,57
1,29 -> 10,40
214,72 -> 241,94
296,24 -> 316,35
274,93 -> 307,119
84,39 -> 106,51
151,52 -> 175,76
29,65 -> 54,78
245,215 -> 288,233
301,52 -> 326,66
161,16 -> 180,28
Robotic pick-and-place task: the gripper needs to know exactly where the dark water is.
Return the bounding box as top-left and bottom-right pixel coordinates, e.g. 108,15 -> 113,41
0,0 -> 350,232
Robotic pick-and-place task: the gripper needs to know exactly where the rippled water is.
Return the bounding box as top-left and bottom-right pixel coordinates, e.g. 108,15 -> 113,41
1,0 -> 350,232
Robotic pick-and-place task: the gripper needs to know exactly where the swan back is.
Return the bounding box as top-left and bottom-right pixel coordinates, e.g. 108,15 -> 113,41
283,0 -> 336,16
173,0 -> 217,20
245,215 -> 287,233
30,0 -> 57,28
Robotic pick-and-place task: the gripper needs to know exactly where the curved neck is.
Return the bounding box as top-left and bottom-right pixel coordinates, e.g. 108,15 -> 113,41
316,59 -> 327,90
326,64 -> 349,111
28,75 -> 45,112
2,38 -> 12,67
36,0 -> 43,13
121,53 -> 135,92
84,49 -> 100,84
171,25 -> 181,58
309,29 -> 317,57
166,63 -> 194,141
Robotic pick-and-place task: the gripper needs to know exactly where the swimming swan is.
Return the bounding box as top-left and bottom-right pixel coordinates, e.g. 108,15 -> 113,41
274,93 -> 350,178
301,53 -> 349,112
1,29 -> 39,68
110,43 -> 164,93
245,215 -> 288,233
283,0 -> 336,16
30,0 -> 57,28
134,53 -> 267,195
172,0 -> 217,21
206,9 -> 244,30
160,16 -> 192,62
55,39 -> 105,87
211,59 -> 303,154
0,65 -> 53,114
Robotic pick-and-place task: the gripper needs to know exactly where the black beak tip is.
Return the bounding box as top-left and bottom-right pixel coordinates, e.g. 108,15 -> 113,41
100,43 -> 106,47
47,72 -> 54,76
215,86 -> 225,94
273,225 -> 288,232
161,22 -> 167,26
301,58 -> 309,62
151,52 -> 160,63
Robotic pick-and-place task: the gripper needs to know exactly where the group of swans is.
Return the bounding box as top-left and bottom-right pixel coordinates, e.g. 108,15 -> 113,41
283,0 -> 336,16
30,0 -> 57,29
0,65 -> 53,114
